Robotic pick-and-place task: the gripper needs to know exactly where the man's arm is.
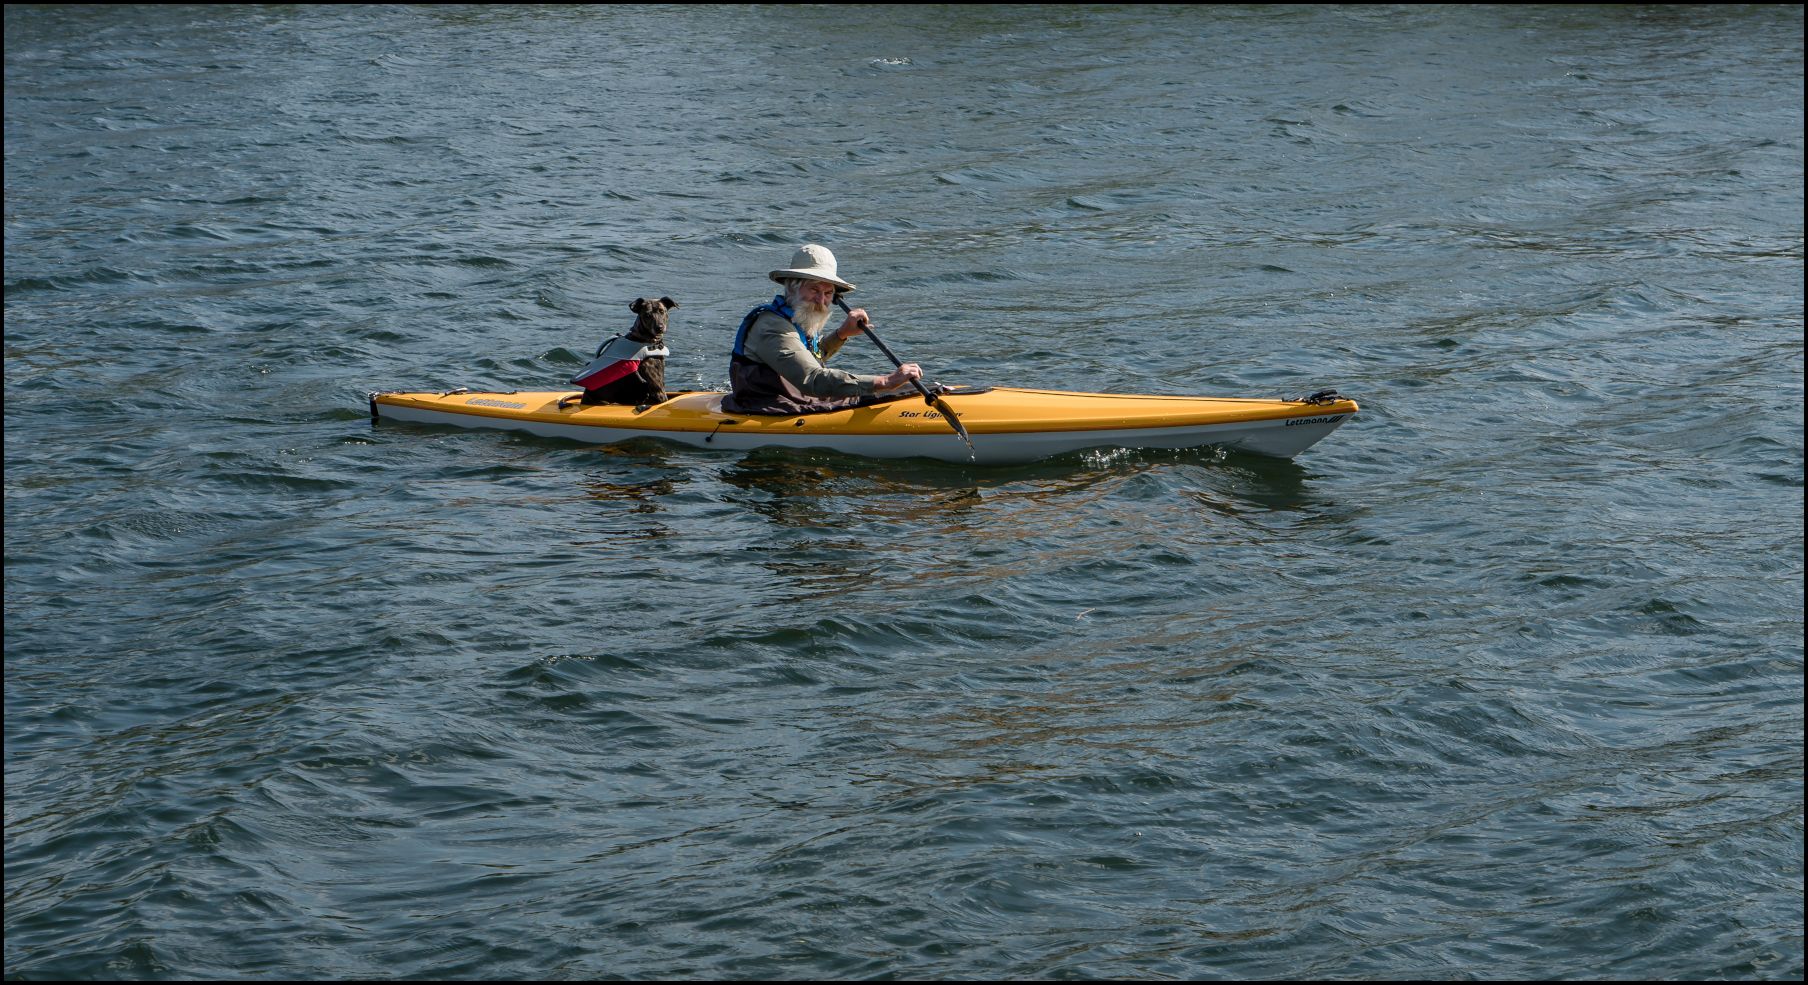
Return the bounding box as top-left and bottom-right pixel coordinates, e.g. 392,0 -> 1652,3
745,314 -> 877,397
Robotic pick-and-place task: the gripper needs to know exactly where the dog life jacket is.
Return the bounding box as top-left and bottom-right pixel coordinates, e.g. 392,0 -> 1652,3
571,334 -> 669,390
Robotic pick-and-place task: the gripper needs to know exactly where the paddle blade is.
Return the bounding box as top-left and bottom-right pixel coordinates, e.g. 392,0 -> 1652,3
929,395 -> 975,453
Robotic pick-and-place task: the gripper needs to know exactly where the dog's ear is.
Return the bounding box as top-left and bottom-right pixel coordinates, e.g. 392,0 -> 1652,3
630,298 -> 648,314
659,296 -> 678,310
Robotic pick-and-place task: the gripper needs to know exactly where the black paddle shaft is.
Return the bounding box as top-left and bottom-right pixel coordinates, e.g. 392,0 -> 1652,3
831,297 -> 933,401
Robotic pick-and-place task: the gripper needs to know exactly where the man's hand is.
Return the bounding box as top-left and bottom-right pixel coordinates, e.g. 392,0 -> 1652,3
879,363 -> 922,391
835,307 -> 871,340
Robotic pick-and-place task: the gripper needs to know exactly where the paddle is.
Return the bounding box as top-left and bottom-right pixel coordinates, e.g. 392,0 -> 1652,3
835,295 -> 975,455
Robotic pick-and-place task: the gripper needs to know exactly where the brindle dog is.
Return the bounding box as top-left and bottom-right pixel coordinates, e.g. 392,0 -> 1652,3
581,296 -> 675,406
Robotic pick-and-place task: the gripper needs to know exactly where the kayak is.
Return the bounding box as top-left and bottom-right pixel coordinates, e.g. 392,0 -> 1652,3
368,387 -> 1358,465
371,387 -> 1358,464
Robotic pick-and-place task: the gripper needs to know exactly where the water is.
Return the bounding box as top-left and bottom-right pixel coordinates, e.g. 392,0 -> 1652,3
5,5 -> 1802,980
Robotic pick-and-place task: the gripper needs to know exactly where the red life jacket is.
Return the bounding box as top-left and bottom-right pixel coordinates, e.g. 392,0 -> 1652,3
571,335 -> 669,390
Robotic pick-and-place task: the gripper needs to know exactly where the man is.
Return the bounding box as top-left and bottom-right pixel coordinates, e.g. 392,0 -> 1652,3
723,244 -> 921,415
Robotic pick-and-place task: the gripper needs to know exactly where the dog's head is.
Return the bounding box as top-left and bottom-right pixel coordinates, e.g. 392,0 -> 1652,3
627,296 -> 677,343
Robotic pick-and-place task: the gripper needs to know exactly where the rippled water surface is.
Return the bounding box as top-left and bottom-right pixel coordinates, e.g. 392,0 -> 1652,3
5,5 -> 1803,980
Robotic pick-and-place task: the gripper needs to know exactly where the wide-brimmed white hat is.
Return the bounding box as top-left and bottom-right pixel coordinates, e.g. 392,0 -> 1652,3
769,243 -> 856,293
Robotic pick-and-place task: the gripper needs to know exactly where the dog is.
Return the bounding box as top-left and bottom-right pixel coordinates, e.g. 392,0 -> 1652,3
577,296 -> 675,406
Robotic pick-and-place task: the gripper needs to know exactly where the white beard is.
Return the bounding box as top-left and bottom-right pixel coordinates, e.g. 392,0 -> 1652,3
792,301 -> 831,338
783,283 -> 833,338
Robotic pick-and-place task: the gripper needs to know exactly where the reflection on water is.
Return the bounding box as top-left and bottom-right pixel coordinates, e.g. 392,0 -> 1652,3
718,450 -> 989,531
643,440 -> 1340,543
1188,452 -> 1323,515
578,443 -> 687,514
